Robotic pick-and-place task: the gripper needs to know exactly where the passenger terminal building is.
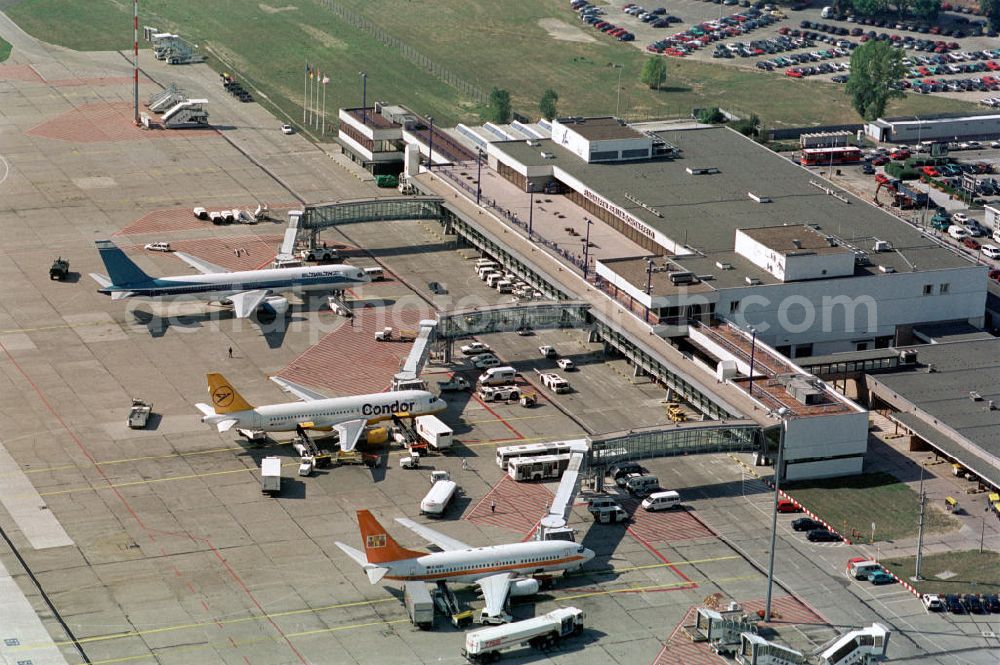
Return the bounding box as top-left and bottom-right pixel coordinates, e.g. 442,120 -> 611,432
484,118 -> 987,359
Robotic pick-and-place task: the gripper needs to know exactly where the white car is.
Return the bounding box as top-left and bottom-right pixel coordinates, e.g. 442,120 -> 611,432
982,244 -> 1000,260
951,212 -> 970,224
538,345 -> 558,359
144,242 -> 172,252
991,141 -> 1000,149
281,124 -> 294,135
921,594 -> 944,612
460,342 -> 491,356
472,354 -> 502,369
948,225 -> 970,240
556,358 -> 576,371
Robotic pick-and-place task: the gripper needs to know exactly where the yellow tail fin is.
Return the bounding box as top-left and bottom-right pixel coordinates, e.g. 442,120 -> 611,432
206,373 -> 253,414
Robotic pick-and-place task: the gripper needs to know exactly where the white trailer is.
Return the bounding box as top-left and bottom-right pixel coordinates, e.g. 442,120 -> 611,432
421,474 -> 458,516
416,415 -> 453,450
463,607 -> 585,663
260,456 -> 282,496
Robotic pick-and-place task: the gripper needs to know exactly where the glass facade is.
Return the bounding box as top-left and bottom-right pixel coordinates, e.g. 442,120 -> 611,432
588,423 -> 762,472
301,198 -> 442,229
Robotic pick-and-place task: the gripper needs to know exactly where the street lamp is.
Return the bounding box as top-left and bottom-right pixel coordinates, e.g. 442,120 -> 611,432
645,258 -> 654,295
611,64 -> 624,118
582,217 -> 593,280
427,116 -> 434,172
747,326 -> 757,398
527,183 -> 535,237
764,408 -> 790,622
476,148 -> 484,206
360,72 -> 368,125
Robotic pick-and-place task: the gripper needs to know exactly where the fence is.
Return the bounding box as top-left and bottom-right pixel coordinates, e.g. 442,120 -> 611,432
316,0 -> 486,104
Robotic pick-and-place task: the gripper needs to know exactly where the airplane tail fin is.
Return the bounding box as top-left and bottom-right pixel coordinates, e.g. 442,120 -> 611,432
95,240 -> 152,287
206,373 -> 254,414
356,510 -> 424,565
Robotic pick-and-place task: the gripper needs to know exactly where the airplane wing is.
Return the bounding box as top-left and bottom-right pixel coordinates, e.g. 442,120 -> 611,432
395,518 -> 471,552
270,376 -> 329,402
334,419 -> 366,452
476,573 -> 513,619
174,251 -> 229,274
228,289 -> 270,318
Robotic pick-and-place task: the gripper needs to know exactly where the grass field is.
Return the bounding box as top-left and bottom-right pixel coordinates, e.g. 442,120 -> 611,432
0,35 -> 11,62
882,550 -> 1000,596
3,0 -> 980,129
785,472 -> 958,542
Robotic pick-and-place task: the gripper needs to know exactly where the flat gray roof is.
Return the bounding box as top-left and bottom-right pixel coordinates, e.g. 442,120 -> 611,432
869,339 -> 1000,486
494,127 -> 972,282
555,116 -> 645,141
741,224 -> 854,256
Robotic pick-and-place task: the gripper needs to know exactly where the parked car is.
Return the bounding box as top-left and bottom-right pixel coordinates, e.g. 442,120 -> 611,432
461,342 -> 492,356
777,498 -> 802,513
556,358 -> 576,371
952,212 -> 970,224
867,570 -> 895,585
538,345 -> 558,358
807,529 -> 840,542
946,594 -> 966,614
981,244 -> 1000,259
982,593 -> 1000,612
948,225 -> 970,239
791,517 -> 823,531
472,354 -> 502,369
965,594 -> 986,614
280,124 -> 294,134
922,594 -> 944,611
144,242 -> 172,252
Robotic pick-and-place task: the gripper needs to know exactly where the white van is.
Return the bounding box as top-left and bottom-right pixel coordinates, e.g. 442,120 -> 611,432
587,496 -> 622,513
478,366 -> 517,386
848,560 -> 882,580
625,475 -> 660,497
821,5 -> 833,17
478,266 -> 498,279
496,280 -> 514,293
474,259 -> 497,270
948,225 -> 970,240
486,273 -> 504,288
642,490 -> 682,511
363,266 -> 385,281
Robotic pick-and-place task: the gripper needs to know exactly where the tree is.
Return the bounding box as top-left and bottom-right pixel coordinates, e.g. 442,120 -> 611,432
483,88 -> 511,123
911,0 -> 940,20
539,89 -> 559,120
982,0 -> 1000,29
845,40 -> 905,120
852,0 -> 889,16
640,57 -> 667,90
696,107 -> 725,124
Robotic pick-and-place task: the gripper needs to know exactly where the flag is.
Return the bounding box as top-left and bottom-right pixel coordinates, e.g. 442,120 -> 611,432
323,76 -> 330,84
309,65 -> 314,80
305,63 -> 310,75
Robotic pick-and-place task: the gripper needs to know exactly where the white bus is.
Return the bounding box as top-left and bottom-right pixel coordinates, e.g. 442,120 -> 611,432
496,441 -> 575,469
507,453 -> 572,482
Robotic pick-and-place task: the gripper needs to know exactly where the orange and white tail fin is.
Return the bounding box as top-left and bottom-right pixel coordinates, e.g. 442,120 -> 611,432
357,510 -> 424,564
206,373 -> 253,414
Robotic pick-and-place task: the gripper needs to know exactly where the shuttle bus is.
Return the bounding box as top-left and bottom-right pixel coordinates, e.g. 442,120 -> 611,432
507,453 -> 573,482
496,441 -> 575,469
799,146 -> 863,167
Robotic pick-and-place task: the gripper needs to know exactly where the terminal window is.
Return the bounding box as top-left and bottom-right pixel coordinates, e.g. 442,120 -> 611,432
922,284 -> 933,295
939,283 -> 950,294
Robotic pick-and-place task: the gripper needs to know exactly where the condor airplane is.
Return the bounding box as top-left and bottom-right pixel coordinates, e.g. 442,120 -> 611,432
90,239 -> 369,318
336,510 -> 594,618
195,374 -> 447,451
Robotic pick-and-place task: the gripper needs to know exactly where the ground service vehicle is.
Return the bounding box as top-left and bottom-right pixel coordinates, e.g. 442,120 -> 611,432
626,475 -> 660,497
49,257 -> 70,280
421,471 -> 457,516
556,358 -> 576,371
537,371 -> 570,393
363,266 -> 385,281
404,581 -> 434,629
594,505 -> 629,523
463,607 -> 585,663
642,490 -> 682,511
496,441 -> 576,469
300,247 -> 339,262
848,560 -> 881,579
127,398 -> 153,429
438,376 -> 470,392
478,385 -> 521,402
260,456 -> 282,496
507,453 -> 572,481
478,367 -> 517,386
416,415 -> 453,449
538,345 -> 558,358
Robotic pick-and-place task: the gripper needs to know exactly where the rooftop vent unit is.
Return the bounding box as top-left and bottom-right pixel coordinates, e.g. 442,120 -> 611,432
669,271 -> 696,285
716,261 -> 734,270
927,363 -> 936,373
970,391 -> 983,401
748,192 -> 771,203
825,236 -> 838,247
697,274 -> 715,281
745,276 -> 762,286
855,251 -> 871,266
878,265 -> 896,273
989,400 -> 996,411
791,239 -> 802,249
873,239 -> 893,252
898,349 -> 918,365
781,375 -> 825,405
526,139 -> 540,147
685,167 -> 720,175
540,152 -> 555,159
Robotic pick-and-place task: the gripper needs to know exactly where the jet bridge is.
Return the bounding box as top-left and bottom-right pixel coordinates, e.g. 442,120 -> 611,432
392,319 -> 439,390
534,439 -> 589,541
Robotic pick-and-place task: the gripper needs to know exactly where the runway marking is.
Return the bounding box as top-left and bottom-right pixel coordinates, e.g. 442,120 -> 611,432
555,575 -> 758,602
17,445 -> 247,476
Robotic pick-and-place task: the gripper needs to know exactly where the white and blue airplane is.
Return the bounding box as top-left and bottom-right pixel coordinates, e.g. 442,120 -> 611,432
90,239 -> 370,318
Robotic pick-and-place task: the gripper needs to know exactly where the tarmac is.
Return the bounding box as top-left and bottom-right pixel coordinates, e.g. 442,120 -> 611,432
0,16 -> 998,665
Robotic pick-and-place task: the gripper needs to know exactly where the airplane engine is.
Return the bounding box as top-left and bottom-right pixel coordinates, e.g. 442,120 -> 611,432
508,579 -> 540,597
260,296 -> 289,317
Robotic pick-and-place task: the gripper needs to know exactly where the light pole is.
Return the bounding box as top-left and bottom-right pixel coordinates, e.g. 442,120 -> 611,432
914,466 -> 926,580
645,258 -> 655,323
360,72 -> 368,125
747,326 -> 757,398
611,64 -> 624,118
582,217 -> 593,280
476,148 -> 484,206
427,116 -> 434,172
527,183 -> 535,237
764,410 -> 790,622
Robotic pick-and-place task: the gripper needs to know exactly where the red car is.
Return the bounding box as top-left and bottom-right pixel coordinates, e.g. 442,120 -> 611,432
890,149 -> 910,160
986,61 -> 1000,71
922,165 -> 940,177
777,498 -> 802,513
964,237 -> 981,250
785,68 -> 804,78
872,156 -> 890,166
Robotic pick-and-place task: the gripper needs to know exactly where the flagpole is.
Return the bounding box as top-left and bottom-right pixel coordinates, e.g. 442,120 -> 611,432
314,68 -> 320,130
303,63 -> 307,124
322,76 -> 327,135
